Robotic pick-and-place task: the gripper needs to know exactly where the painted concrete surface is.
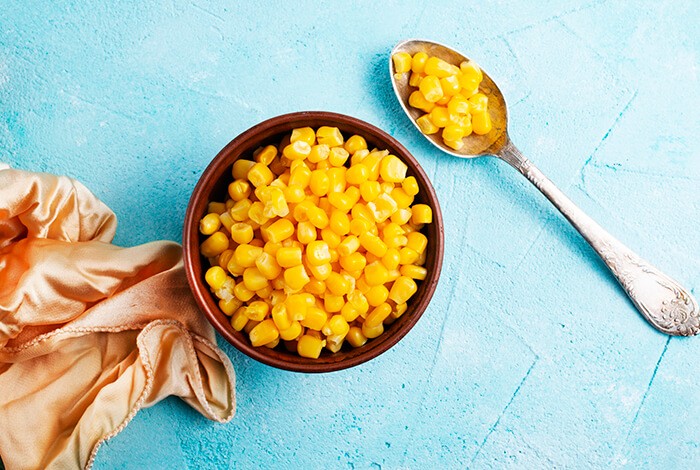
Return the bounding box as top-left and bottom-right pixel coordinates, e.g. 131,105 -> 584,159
2,1 -> 699,468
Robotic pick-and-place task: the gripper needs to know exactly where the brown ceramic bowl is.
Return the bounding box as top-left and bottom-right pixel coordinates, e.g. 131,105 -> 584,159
183,111 -> 444,373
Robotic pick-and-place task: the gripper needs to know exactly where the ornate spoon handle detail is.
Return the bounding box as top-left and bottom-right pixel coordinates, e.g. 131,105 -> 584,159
499,142 -> 699,336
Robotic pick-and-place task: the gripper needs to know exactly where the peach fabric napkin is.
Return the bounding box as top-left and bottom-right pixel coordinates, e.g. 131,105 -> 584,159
0,166 -> 236,469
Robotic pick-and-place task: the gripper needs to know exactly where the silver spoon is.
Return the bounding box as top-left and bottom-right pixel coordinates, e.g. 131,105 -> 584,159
390,39 -> 699,336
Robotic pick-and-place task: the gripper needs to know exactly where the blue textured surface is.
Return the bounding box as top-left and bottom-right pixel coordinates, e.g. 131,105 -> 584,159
2,1 -> 699,468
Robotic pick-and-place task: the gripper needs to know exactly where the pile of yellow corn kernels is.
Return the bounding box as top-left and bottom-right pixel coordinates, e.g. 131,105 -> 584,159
199,126 -> 432,358
392,51 -> 492,150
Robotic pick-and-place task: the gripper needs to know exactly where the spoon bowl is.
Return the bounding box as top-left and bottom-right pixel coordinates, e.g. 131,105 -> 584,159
391,39 -> 509,157
390,39 -> 700,336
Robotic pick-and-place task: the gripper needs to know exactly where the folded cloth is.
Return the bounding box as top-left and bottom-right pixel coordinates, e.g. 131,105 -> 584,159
0,167 -> 235,469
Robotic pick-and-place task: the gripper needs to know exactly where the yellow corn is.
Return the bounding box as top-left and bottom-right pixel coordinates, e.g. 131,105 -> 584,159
320,228 -> 341,249
444,139 -> 464,151
296,221 -> 317,244
279,320 -> 302,341
416,114 -> 439,134
346,326 -> 367,348
399,247 -> 420,265
388,276 -> 418,304
364,261 -> 390,286
201,232 -> 229,257
359,231 -> 388,257
424,57 -> 459,77
428,106 -> 451,128
304,279 -> 326,296
232,159 -> 255,180
230,222 -> 254,244
359,180 -> 381,202
409,71 -> 425,87
263,218 -> 294,243
309,170 -> 330,196
208,201 -> 227,215
305,240 -> 331,266
366,285 -> 389,307
283,264 -> 310,291
323,293 -> 344,313
440,75 -> 461,96
361,321 -> 384,339
339,252 -> 367,272
300,306 -> 328,331
337,235 -> 360,256
249,319 -> 279,347
228,180 -> 251,202
346,164 -> 369,185
378,155 -> 408,183
329,210 -> 350,236
411,204 -> 433,224
316,126 -> 344,147
248,201 -> 270,225
254,145 -> 277,165
283,141 -> 312,161
350,149 -> 369,166
242,267 -> 267,291
419,75 -> 443,103
390,188 -> 414,209
400,264 -> 428,280
365,303 -> 392,328
297,334 -> 326,358
326,167 -> 346,193
308,144 -> 330,163
344,135 -> 367,155
406,231 -> 428,254
229,199 -> 251,221
244,300 -> 269,321
234,244 -> 262,267
247,163 -> 274,187
328,147 -> 349,167
233,281 -> 255,302
382,248 -> 401,271
340,302 -> 360,322
307,262 -> 332,281
199,213 -> 221,236
325,272 -> 351,296
306,206 -> 329,229
291,127 -> 316,146
409,90 -> 436,113
367,193 -> 398,223
230,307 -> 249,331
471,111 -> 492,135
276,246 -> 302,268
205,266 -> 228,290
392,52 -> 412,75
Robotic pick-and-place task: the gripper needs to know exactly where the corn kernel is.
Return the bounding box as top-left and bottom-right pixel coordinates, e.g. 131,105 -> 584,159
362,321 -> 384,339
406,231 -> 428,254
229,222 -> 253,244
411,204 -> 433,224
319,228 -> 340,249
445,139 -> 464,151
297,334 -> 325,358
228,180 -> 251,202
338,252 -> 366,272
460,60 -> 483,82
323,293 -> 345,313
346,326 -> 368,348
327,147 -> 349,167
279,321 -> 302,341
243,300 -> 268,321
424,56 -> 459,77
230,307 -> 249,331
228,199 -> 250,221
400,264 -> 428,280
307,262 -> 332,281
201,231 -> 230,257
359,232 -> 388,257
233,281 -> 255,302
364,261 -> 390,286
415,114 -> 439,134
247,163 -> 274,187
367,193 -> 398,223
419,75 -> 444,103
316,126 -> 344,147
390,187 -> 414,209
392,52 -> 412,74
289,165 -> 312,189
301,307 -> 328,331
308,144 -> 330,163
400,177 -> 419,197
241,266 -> 267,291
232,159 -> 255,180
305,279 -> 326,296
365,303 -> 392,328
337,235 -> 360,256
328,210 -> 349,236
295,221 -> 316,244
359,180 -> 381,202
409,90 -> 436,113
205,266 -> 228,290
326,167 -> 346,194
366,285 -> 389,307
324,272 -> 350,296
378,155 -> 408,183
249,319 -> 279,347
309,170 -> 330,196
199,213 -> 222,236
306,206 -> 329,229
389,276 -> 418,304
428,106 -> 451,128
233,243 -> 262,267
284,264 -> 310,291
340,302 -> 360,322
382,248 -> 401,271
263,218 -> 294,244
399,246 -> 420,265
283,141 -> 312,161
409,71 -> 425,87
291,127 -> 316,146
208,201 -> 227,215
471,111 -> 492,135
248,201 -> 270,225
305,240 -> 331,266
276,246 -> 302,268
440,75 -> 461,96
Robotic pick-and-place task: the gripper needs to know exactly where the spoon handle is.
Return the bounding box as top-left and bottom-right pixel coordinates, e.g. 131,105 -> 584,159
499,142 -> 699,336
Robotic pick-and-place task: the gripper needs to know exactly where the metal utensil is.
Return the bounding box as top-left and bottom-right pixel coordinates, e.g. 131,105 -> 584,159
390,38 -> 699,336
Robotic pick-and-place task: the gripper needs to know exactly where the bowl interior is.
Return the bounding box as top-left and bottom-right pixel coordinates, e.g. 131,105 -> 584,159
183,111 -> 444,373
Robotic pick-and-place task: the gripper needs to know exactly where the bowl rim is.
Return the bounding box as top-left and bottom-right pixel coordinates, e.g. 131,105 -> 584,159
183,111 -> 444,373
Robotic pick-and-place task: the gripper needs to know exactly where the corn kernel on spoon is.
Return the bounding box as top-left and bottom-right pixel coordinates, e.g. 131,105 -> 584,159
390,38 -> 699,336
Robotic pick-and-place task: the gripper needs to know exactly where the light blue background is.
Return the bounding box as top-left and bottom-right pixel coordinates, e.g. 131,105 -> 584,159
2,1 -> 699,468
